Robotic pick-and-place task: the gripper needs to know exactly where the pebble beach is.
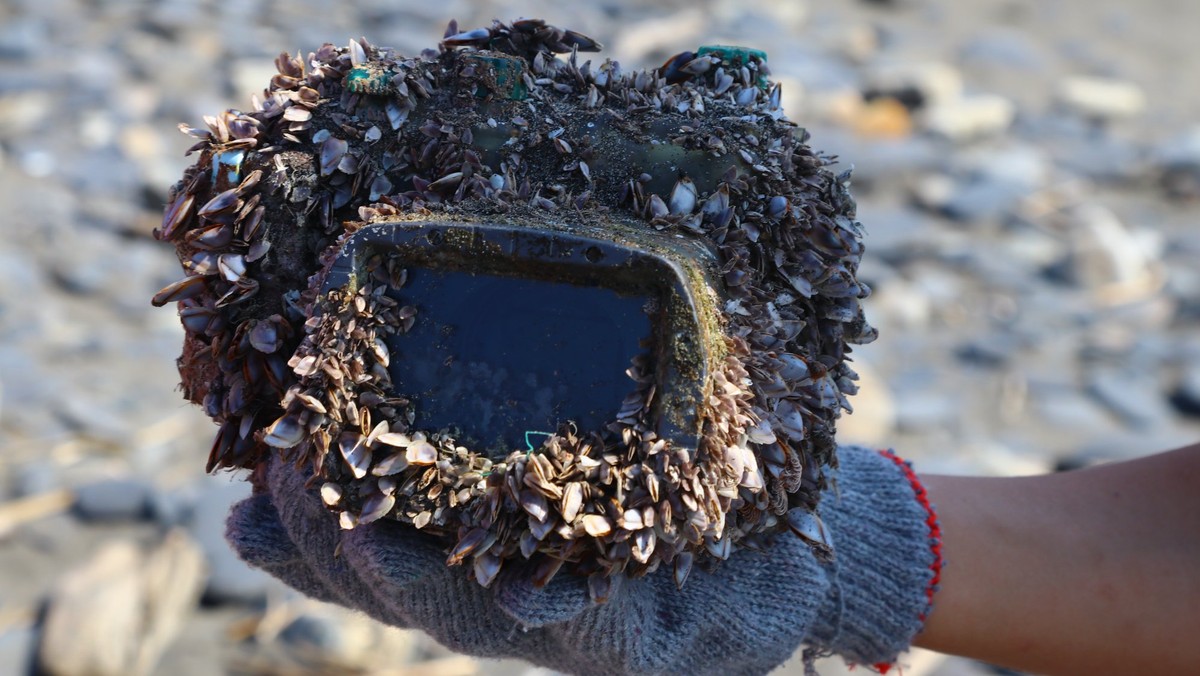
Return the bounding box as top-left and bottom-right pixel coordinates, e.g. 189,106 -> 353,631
1,0 -> 1198,674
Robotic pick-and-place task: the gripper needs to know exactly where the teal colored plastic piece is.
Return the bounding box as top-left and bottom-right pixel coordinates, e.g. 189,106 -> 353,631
465,53 -> 528,101
697,45 -> 769,89
346,65 -> 399,95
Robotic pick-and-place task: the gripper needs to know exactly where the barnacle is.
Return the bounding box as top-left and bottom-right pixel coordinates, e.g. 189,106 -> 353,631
152,18 -> 875,596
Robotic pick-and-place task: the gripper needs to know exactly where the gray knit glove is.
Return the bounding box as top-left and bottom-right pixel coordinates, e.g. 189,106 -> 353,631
227,445 -> 942,675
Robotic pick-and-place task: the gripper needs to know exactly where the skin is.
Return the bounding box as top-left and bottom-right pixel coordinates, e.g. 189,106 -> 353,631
913,443 -> 1200,675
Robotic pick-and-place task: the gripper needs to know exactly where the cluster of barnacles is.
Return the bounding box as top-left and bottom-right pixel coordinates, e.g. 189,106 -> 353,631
153,18 -> 873,594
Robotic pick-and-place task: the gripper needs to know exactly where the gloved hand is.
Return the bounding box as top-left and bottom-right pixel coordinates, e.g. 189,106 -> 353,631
227,445 -> 942,675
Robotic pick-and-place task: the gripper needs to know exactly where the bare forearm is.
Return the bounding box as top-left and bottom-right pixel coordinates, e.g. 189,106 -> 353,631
914,444 -> 1200,674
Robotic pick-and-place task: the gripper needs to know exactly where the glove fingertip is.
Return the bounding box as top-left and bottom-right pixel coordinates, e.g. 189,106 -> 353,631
341,520 -> 445,588
225,494 -> 302,568
493,565 -> 594,628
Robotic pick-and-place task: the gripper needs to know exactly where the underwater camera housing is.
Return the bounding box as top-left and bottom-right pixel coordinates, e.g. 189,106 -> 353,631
153,19 -> 875,591
322,219 -> 720,455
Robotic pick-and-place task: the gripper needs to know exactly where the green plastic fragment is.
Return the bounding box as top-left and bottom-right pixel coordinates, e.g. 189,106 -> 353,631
697,45 -> 769,89
464,53 -> 528,101
523,430 -> 554,454
345,65 -> 399,95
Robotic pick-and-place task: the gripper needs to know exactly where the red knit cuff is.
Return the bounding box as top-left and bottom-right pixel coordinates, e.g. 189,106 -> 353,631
872,449 -> 944,673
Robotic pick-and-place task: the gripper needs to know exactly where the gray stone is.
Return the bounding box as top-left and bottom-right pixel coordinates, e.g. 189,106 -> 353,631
862,277 -> 933,331
0,18 -> 47,61
912,145 -> 1048,223
73,477 -> 155,522
37,532 -> 205,676
1031,384 -> 1121,433
956,144 -> 1051,189
812,126 -> 942,186
894,391 -> 957,432
279,614 -> 342,654
188,478 -> 273,605
1057,76 -> 1146,120
938,179 -> 1029,222
1156,126 -> 1200,199
1156,126 -> 1200,167
1168,361 -> 1200,418
993,224 -> 1060,272
955,332 -> 1022,368
149,484 -> 196,528
921,94 -> 1015,142
864,60 -> 963,107
1072,429 -> 1200,466
0,626 -> 35,676
1054,134 -> 1147,183
959,29 -> 1048,72
12,462 -> 59,498
266,603 -> 418,671
1087,367 -> 1173,429
856,204 -> 937,256
835,355 -> 895,447
1061,203 -> 1160,291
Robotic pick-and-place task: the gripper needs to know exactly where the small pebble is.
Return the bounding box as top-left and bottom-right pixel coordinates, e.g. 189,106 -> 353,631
1087,367 -> 1174,429
1057,76 -> 1146,120
865,61 -> 963,108
922,94 -> 1015,141
188,481 -> 274,605
0,626 -> 35,676
73,478 -> 154,522
1168,363 -> 1200,418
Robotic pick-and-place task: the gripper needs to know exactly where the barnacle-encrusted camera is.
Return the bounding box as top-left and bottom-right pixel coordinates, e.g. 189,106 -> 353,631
153,18 -> 875,597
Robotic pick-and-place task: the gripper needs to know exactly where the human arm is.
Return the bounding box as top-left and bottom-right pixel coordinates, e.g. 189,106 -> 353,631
915,443 -> 1200,674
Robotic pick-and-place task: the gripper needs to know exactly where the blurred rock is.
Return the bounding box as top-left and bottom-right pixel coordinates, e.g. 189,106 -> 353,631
911,142 -> 1049,222
836,355 -> 895,446
73,477 -> 155,522
278,609 -> 414,668
863,277 -> 933,330
0,18 -> 47,61
857,204 -> 935,257
830,22 -> 880,64
149,482 -> 197,528
955,332 -> 1022,368
846,96 -> 911,138
1054,133 -> 1147,183
189,479 -> 274,604
0,625 -> 35,676
959,29 -> 1048,72
38,530 -> 205,676
1155,126 -> 1200,199
864,61 -> 963,109
12,462 -> 59,498
1057,76 -> 1146,120
279,615 -> 350,656
1168,361 -> 1200,418
922,94 -> 1015,142
912,175 -> 1019,223
996,222 -> 1063,270
958,143 -> 1051,188
1060,203 -> 1161,292
938,179 -> 1025,222
1031,382 -> 1121,433
608,9 -> 707,66
230,59 -> 277,103
894,390 -> 957,432
1087,366 -> 1174,429
966,438 -> 1054,476
815,126 -> 941,185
